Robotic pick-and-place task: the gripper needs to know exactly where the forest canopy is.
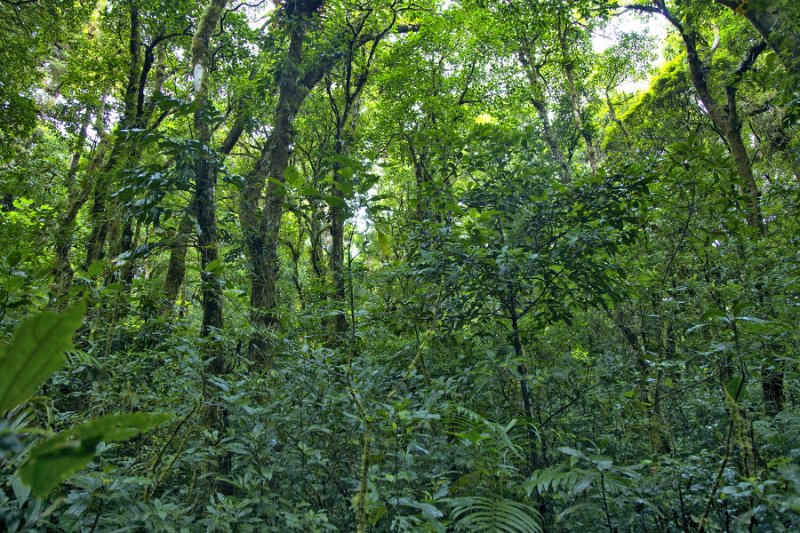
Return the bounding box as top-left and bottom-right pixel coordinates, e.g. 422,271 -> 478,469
1,0 -> 800,531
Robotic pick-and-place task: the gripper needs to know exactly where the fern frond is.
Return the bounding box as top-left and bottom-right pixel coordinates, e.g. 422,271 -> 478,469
526,467 -> 598,496
451,496 -> 543,533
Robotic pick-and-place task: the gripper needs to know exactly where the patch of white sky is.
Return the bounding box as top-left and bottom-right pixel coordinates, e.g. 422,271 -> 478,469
245,1 -> 275,31
591,10 -> 669,92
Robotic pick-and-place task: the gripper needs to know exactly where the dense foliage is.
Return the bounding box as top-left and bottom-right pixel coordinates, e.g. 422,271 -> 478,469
1,0 -> 799,531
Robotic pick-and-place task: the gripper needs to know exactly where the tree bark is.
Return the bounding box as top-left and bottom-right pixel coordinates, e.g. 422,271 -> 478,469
191,0 -> 228,351
558,16 -> 599,173
677,25 -> 765,230
163,214 -> 192,305
507,289 -> 540,473
188,0 -> 232,496
716,0 -> 800,78
52,108 -> 91,301
328,131 -> 348,342
241,0 -> 372,360
516,32 -> 571,183
406,136 -> 432,222
85,5 -> 141,271
162,79 -> 253,311
660,4 -> 783,413
243,4 -> 323,361
324,26 -> 389,345
242,16 -> 305,360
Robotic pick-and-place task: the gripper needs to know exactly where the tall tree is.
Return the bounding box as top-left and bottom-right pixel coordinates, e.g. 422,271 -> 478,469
323,5 -> 397,344
241,0 -> 328,360
190,0 -> 228,351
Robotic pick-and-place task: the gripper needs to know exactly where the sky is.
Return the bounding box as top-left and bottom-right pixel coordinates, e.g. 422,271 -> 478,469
592,10 -> 670,92
592,10 -> 669,54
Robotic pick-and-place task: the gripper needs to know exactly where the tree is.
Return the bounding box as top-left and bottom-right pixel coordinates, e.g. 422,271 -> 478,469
190,0 -> 228,344
414,122 -> 648,470
2,0 -> 800,530
716,0 -> 800,78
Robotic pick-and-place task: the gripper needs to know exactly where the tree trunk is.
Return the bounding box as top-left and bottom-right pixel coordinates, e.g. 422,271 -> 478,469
189,0 -> 231,496
725,123 -> 764,230
241,0 -> 340,360
191,0 -> 228,350
85,6 -> 141,271
328,127 -> 348,343
324,31 -> 384,337
406,137 -> 432,222
243,16 -> 307,361
532,98 -> 571,184
558,17 -> 599,173
762,363 -> 785,415
507,290 -> 539,472
310,199 -> 327,280
85,140 -> 127,268
672,19 -> 765,231
163,214 -> 192,305
716,0 -> 800,78
605,88 -> 632,148
665,9 -> 783,415
161,77 -> 253,312
52,109 -> 91,301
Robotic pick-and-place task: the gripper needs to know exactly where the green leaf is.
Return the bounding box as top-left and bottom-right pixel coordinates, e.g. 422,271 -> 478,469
557,446 -> 589,461
700,308 -> 727,322
731,301 -> 754,318
376,230 -> 391,257
7,250 -> 22,267
686,323 -> 708,335
204,259 -> 224,274
324,195 -> 348,209
451,496 -> 542,533
19,412 -> 172,496
87,259 -> 105,277
0,302 -> 86,415
724,376 -> 746,403
285,166 -> 304,188
392,497 -> 443,519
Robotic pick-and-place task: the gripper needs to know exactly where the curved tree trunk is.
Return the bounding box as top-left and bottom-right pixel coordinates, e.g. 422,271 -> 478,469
54,137 -> 109,300
243,6 -> 316,361
85,5 -> 142,272
243,17 -> 303,359
716,0 -> 800,78
558,16 -> 599,173
52,109 -> 91,302
161,86 -> 252,312
659,5 -> 783,414
328,130 -> 348,342
517,49 -> 572,184
163,214 -> 192,305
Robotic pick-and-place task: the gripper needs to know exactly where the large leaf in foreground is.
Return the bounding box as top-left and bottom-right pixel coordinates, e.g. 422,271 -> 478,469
0,302 -> 86,414
19,411 -> 172,496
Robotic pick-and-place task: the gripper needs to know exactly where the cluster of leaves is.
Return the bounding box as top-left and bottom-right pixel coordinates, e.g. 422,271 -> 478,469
0,0 -> 799,531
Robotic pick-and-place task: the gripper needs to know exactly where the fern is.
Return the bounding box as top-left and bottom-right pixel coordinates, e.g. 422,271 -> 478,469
450,496 -> 543,533
443,405 -> 524,459
526,446 -> 639,498
527,467 -> 597,497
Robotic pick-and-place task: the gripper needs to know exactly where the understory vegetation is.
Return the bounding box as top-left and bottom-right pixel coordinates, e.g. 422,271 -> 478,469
1,0 -> 800,531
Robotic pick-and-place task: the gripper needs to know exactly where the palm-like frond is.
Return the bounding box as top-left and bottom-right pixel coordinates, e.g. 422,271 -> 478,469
450,496 -> 543,533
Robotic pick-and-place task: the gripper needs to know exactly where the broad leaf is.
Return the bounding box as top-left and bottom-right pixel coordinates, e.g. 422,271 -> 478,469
19,411 -> 172,496
724,376 -> 747,403
0,302 -> 86,414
